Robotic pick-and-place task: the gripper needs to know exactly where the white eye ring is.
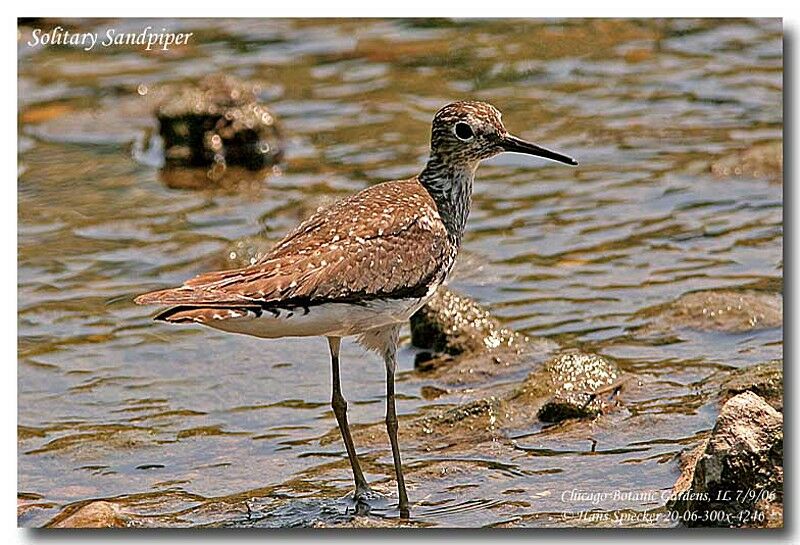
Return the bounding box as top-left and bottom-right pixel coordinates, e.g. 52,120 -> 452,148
453,122 -> 475,142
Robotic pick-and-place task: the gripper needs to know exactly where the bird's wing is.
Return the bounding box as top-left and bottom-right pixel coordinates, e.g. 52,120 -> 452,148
134,180 -> 451,308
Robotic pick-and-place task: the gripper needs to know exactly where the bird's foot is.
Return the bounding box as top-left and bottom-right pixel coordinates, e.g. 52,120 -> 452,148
354,485 -> 382,503
342,486 -> 384,517
399,503 -> 410,520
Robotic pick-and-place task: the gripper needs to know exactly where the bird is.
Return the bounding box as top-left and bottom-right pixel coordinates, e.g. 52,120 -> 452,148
134,100 -> 577,518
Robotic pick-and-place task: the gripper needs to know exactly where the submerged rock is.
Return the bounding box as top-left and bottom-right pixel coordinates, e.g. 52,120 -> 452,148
417,397 -> 503,439
670,392 -> 783,528
720,360 -> 783,411
641,290 -> 782,334
711,142 -> 782,183
23,93 -> 162,147
348,349 -> 622,454
411,339 -> 556,387
410,287 -> 523,357
156,74 -> 283,182
419,385 -> 449,400
346,394 -> 509,450
47,500 -> 132,528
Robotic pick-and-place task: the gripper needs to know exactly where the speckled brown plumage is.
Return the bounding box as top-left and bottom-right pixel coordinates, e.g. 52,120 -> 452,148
135,179 -> 454,313
135,100 -> 576,323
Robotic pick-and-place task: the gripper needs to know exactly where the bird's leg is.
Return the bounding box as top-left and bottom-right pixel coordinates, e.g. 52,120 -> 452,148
327,337 -> 371,499
382,325 -> 410,518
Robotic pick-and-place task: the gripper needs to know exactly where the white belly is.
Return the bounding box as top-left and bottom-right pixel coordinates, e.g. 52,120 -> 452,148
205,296 -> 431,339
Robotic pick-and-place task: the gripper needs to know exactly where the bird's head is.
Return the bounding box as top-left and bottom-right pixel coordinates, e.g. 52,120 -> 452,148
429,101 -> 578,167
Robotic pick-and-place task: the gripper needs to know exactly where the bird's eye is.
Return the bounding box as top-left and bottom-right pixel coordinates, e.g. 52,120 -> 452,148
453,122 -> 475,141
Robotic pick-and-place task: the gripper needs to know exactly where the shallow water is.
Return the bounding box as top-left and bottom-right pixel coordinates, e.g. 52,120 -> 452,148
18,18 -> 782,528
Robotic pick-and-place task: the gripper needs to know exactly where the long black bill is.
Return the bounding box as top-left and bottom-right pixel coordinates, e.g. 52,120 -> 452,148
501,134 -> 578,166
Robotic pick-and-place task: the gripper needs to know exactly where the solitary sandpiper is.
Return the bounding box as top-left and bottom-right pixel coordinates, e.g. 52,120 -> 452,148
135,100 -> 577,518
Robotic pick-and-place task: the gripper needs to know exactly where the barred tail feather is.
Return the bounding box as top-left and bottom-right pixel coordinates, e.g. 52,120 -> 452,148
134,286 -> 253,306
153,305 -> 262,324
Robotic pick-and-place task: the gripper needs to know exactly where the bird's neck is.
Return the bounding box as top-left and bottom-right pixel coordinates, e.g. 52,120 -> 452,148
418,152 -> 477,246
